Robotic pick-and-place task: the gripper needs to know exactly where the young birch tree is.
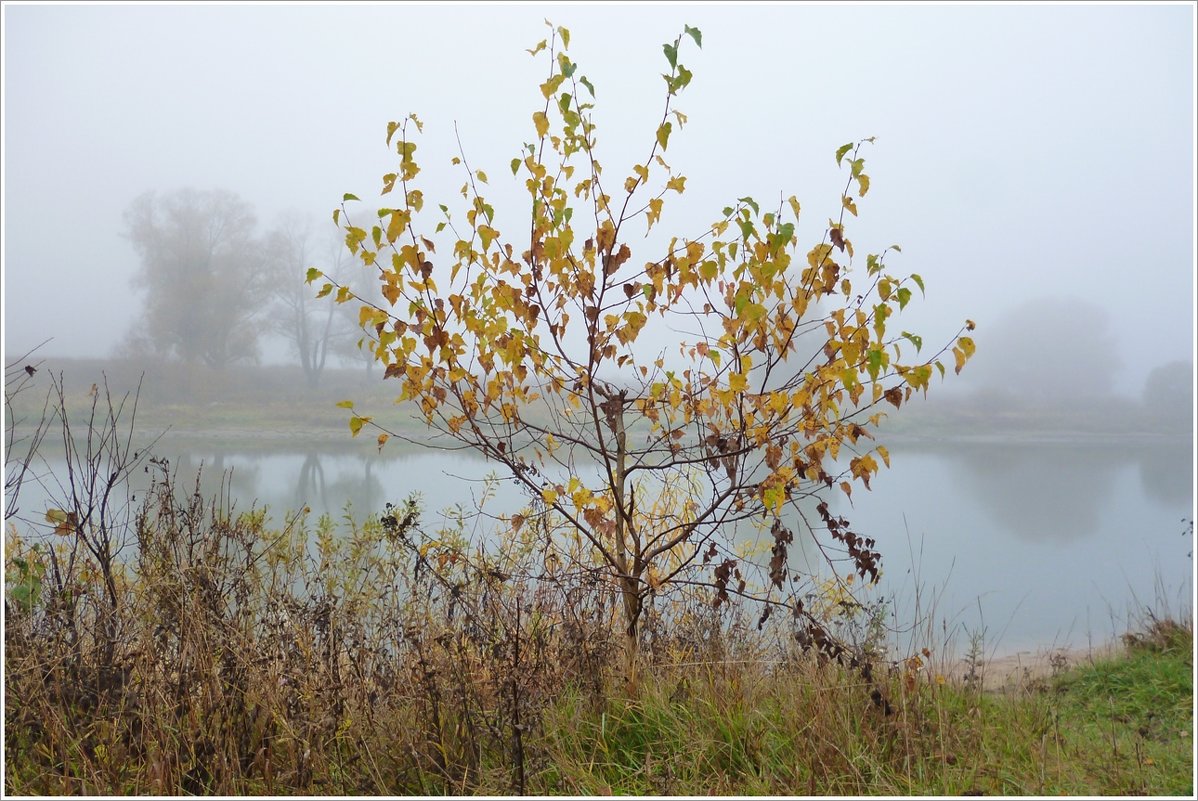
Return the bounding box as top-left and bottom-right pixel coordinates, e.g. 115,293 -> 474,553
314,24 -> 975,688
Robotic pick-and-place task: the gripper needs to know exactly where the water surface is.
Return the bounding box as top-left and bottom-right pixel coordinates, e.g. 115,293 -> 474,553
12,436 -> 1192,658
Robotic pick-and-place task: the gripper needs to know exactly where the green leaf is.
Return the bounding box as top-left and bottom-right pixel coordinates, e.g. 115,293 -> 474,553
673,65 -> 693,92
738,196 -> 760,216
910,273 -> 924,295
896,287 -> 912,310
901,331 -> 923,353
343,193 -> 360,202
684,25 -> 702,48
510,158 -> 521,176
656,121 -> 672,150
579,76 -> 595,97
663,42 -> 678,69
866,348 -> 883,382
305,267 -> 322,284
835,143 -> 853,166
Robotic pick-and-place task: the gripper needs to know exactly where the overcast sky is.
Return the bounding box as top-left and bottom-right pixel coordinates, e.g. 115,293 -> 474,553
3,2 -> 1194,395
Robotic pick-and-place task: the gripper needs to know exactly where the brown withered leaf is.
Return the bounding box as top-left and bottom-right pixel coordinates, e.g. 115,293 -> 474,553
829,226 -> 845,252
604,243 -> 631,276
757,605 -> 772,630
713,558 -> 737,608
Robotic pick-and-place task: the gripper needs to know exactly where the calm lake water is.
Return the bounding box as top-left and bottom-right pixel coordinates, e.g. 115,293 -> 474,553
12,436 -> 1193,659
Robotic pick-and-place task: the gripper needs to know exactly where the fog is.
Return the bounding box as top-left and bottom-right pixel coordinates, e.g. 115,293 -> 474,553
3,3 -> 1194,397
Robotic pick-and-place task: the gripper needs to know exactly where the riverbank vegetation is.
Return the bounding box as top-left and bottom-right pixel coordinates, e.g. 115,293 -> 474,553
4,359 -> 1193,796
8,356 -> 1189,457
5,459 -> 1192,795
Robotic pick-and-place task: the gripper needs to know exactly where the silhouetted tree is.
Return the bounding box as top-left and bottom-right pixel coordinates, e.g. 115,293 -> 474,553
123,188 -> 268,369
1142,359 -> 1193,431
266,222 -> 344,388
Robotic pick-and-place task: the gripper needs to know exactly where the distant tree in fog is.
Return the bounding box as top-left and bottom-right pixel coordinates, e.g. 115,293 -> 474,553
122,188 -> 269,369
328,266 -> 386,376
962,296 -> 1119,402
266,222 -> 344,388
1142,359 -> 1193,431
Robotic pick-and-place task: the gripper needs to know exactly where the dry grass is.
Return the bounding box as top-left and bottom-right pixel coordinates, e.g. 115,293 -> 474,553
4,369 -> 1192,796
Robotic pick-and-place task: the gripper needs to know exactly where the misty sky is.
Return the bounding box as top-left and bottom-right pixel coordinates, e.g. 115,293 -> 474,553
3,3 -> 1194,396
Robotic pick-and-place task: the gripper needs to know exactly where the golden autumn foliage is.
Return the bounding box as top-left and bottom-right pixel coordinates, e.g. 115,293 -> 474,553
315,22 -> 974,684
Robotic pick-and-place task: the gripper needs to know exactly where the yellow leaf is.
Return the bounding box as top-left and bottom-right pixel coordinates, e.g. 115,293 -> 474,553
876,444 -> 890,468
647,198 -> 663,227
533,111 -> 549,138
647,566 -> 664,592
787,195 -> 801,221
763,485 -> 784,514
541,488 -> 558,505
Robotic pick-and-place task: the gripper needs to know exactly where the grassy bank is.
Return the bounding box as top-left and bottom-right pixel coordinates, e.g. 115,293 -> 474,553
5,466 -> 1192,796
8,356 -> 1189,447
6,357 -> 1193,795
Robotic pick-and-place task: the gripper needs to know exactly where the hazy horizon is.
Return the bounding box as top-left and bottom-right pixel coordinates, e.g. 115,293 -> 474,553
3,3 -> 1194,398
